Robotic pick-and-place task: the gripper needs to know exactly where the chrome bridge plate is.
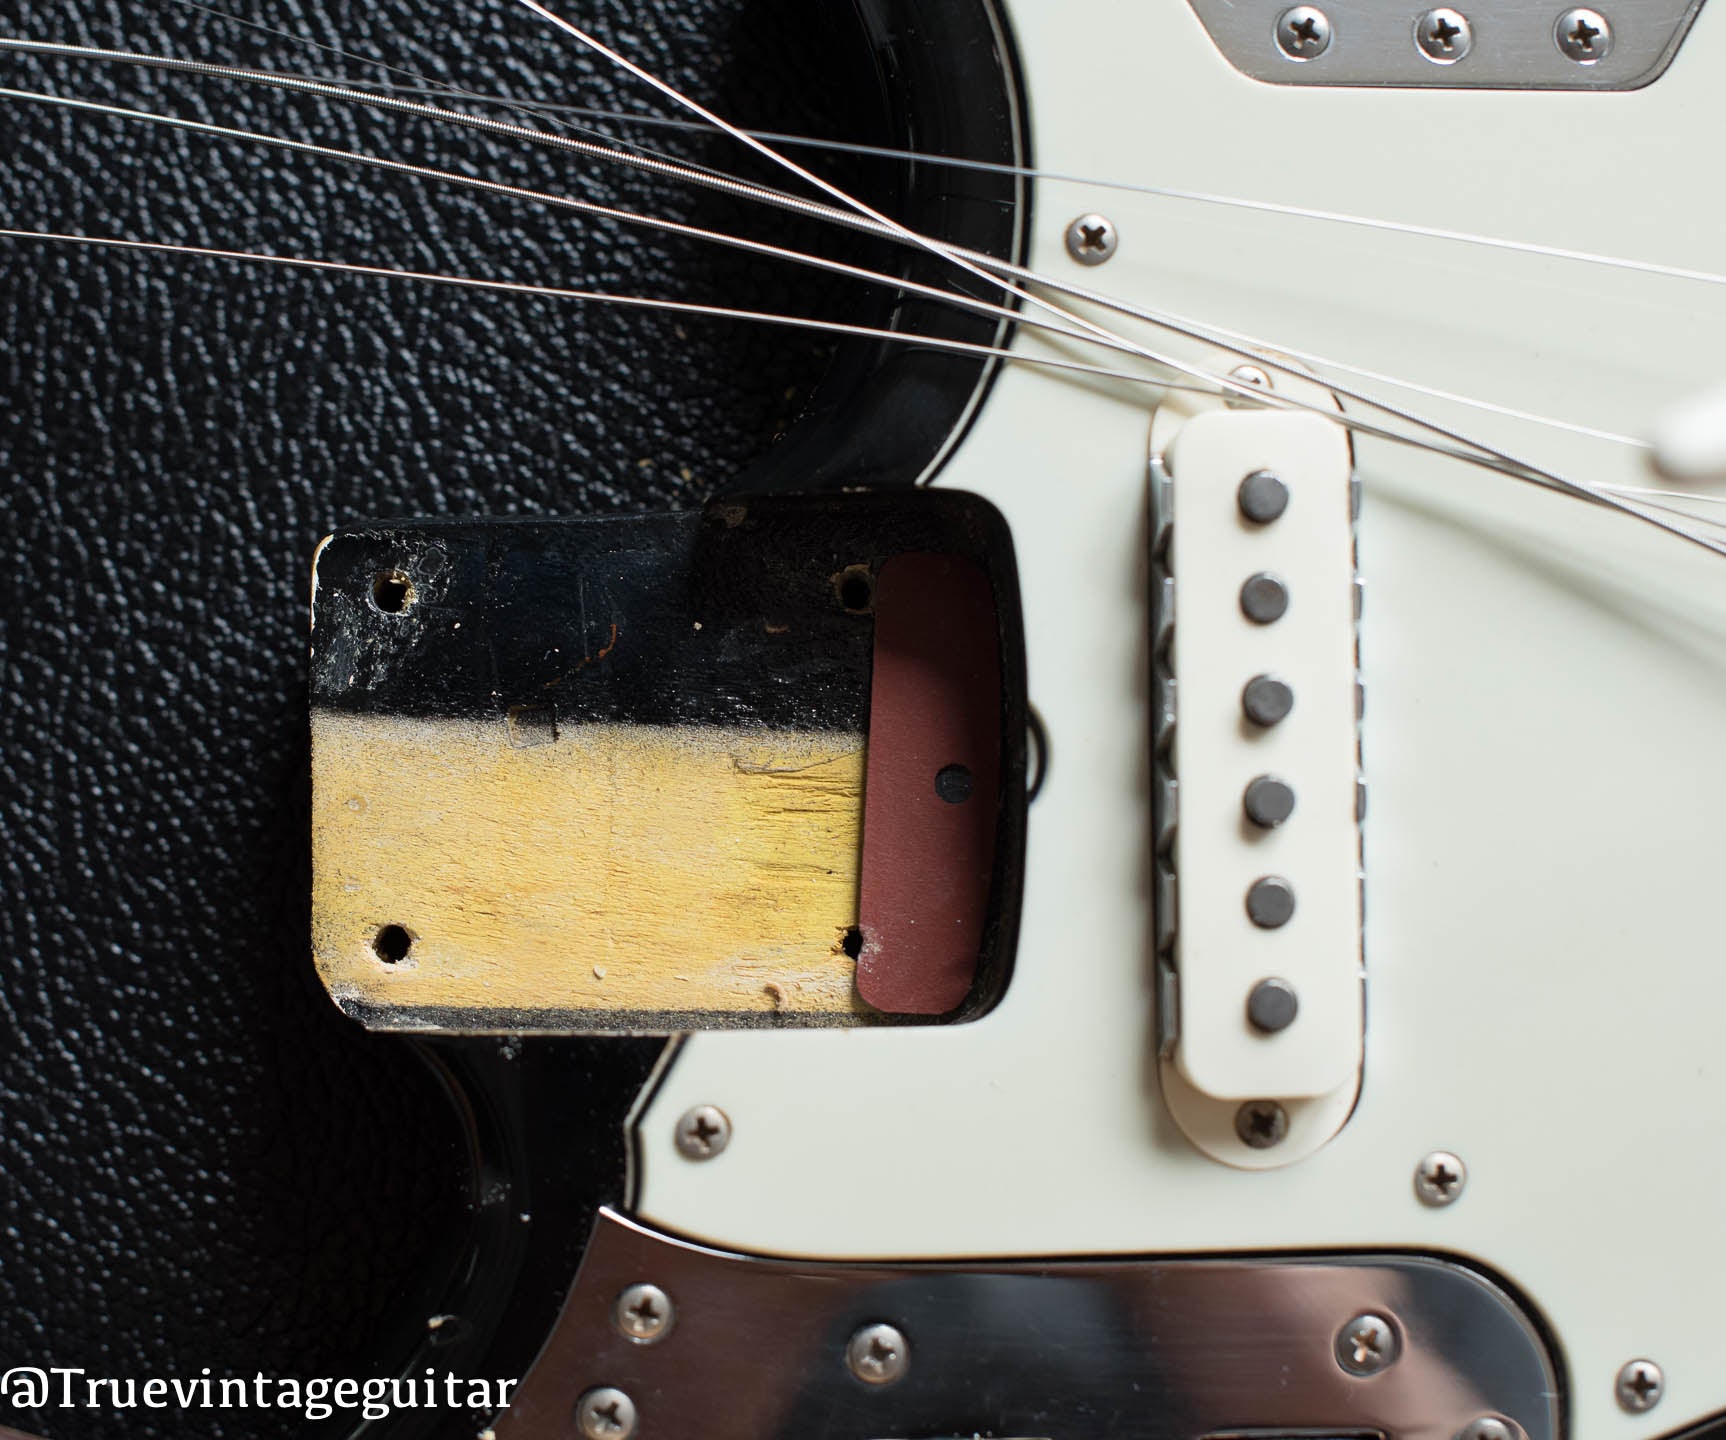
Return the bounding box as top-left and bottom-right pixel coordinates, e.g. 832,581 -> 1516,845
494,1208 -> 1562,1440
1186,0 -> 1705,88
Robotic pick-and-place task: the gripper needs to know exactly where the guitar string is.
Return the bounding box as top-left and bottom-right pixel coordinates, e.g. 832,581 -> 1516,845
503,0 -> 1725,555
155,0 -> 772,203
133,5 -> 1686,456
4,222 -> 1716,551
3,40 -> 1717,549
0,40 -> 1666,452
0,86 -> 1143,363
0,228 -> 1187,390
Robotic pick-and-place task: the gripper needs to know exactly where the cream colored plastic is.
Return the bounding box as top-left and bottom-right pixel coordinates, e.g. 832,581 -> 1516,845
1164,409 -> 1361,1101
636,4 -> 1726,1439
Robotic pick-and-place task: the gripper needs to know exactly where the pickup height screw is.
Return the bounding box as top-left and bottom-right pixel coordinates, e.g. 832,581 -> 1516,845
1458,1417 -> 1521,1440
1415,1150 -> 1467,1206
1226,364 -> 1274,408
1234,1099 -> 1288,1148
1556,7 -> 1612,62
1335,1312 -> 1400,1376
1064,213 -> 1118,265
613,1283 -> 674,1343
1415,8 -> 1472,63
1276,5 -> 1332,59
674,1104 -> 731,1160
847,1322 -> 910,1385
576,1387 -> 638,1439
1616,1359 -> 1664,1413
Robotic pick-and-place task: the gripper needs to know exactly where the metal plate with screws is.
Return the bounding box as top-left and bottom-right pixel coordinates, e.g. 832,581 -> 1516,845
1186,0 -> 1703,88
490,1207 -> 1563,1440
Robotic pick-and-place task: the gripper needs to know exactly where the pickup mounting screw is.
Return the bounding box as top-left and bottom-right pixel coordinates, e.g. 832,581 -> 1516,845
1235,1099 -> 1289,1148
1416,8 -> 1472,63
1458,1418 -> 1521,1440
613,1283 -> 674,1344
1335,1312 -> 1400,1376
1556,7 -> 1612,61
1226,364 -> 1274,408
1616,1359 -> 1664,1413
674,1104 -> 731,1160
1415,1150 -> 1467,1206
1064,213 -> 1118,266
576,1387 -> 638,1439
847,1322 -> 910,1385
1276,5 -> 1332,59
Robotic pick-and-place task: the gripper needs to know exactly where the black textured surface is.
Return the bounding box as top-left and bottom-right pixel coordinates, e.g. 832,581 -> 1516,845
0,1 -> 942,1435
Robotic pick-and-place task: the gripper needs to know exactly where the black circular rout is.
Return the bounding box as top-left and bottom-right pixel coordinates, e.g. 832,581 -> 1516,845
725,0 -> 1030,495
935,763 -> 976,804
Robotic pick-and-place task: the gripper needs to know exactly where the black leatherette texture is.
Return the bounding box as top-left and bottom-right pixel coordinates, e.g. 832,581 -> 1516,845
0,2 -> 899,1433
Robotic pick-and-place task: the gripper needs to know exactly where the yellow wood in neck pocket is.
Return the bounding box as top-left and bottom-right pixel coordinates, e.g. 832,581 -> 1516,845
311,712 -> 869,1029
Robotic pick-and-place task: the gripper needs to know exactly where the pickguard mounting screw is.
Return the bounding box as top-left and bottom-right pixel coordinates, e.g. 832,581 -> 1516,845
1234,1099 -> 1289,1148
1415,1150 -> 1467,1206
1276,5 -> 1333,60
1616,1359 -> 1664,1413
1064,213 -> 1118,266
1415,8 -> 1473,63
575,1387 -> 638,1439
674,1104 -> 731,1160
613,1283 -> 674,1344
847,1322 -> 910,1385
1335,1312 -> 1401,1376
1556,7 -> 1612,61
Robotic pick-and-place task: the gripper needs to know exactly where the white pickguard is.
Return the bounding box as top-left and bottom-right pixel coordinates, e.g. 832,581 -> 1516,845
638,4 -> 1726,1437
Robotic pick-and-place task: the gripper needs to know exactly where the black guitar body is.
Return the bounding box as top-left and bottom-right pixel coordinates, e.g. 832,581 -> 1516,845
0,2 -> 1024,1435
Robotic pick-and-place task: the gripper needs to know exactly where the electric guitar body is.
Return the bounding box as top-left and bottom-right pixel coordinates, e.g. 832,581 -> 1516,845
3,1 -> 1724,1438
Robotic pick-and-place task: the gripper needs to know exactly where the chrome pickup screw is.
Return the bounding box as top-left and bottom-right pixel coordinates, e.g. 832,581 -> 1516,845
1616,1359 -> 1664,1413
1064,213 -> 1118,266
576,1387 -> 638,1439
1416,8 -> 1473,63
674,1104 -> 732,1160
1556,7 -> 1613,62
613,1283 -> 675,1343
1335,1312 -> 1401,1376
847,1323 -> 910,1385
1275,5 -> 1333,59
1234,1099 -> 1289,1148
1415,1150 -> 1467,1207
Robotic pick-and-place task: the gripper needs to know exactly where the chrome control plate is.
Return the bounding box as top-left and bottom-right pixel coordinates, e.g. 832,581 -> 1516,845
494,1208 -> 1563,1440
1186,0 -> 1706,88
